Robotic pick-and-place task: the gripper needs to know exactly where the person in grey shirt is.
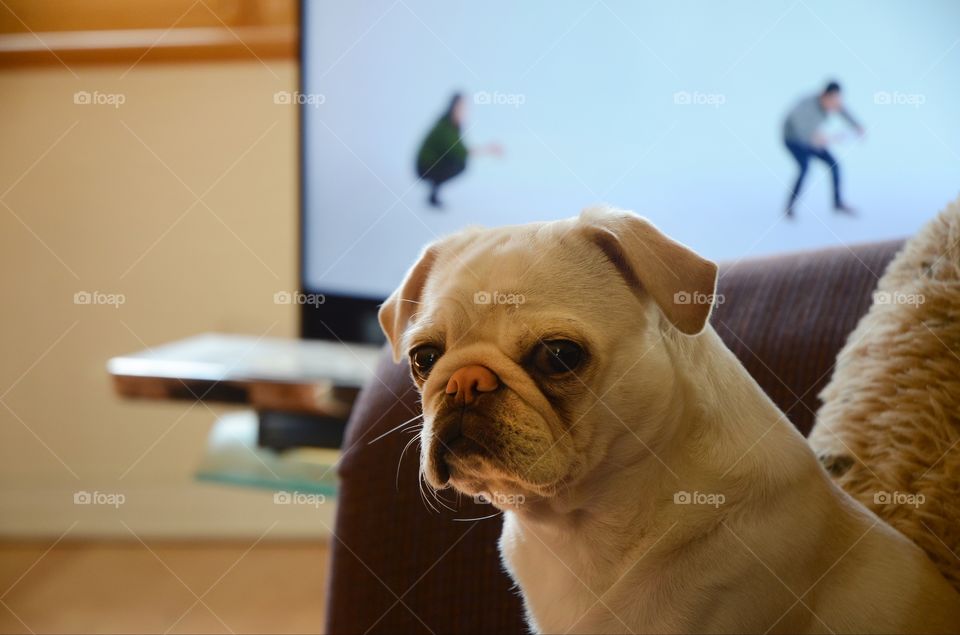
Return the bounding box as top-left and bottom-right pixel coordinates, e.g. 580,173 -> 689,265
783,81 -> 864,218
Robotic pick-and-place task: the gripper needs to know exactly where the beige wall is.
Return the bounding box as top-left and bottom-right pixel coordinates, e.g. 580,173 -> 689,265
0,60 -> 335,537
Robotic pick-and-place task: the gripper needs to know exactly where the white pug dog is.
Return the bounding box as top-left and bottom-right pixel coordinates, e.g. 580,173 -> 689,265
379,207 -> 960,634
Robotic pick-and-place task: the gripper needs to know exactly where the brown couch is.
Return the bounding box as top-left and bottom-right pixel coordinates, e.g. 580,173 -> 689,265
325,239 -> 903,635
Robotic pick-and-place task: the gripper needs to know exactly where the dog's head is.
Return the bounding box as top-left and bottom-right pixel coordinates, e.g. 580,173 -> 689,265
379,207 -> 718,507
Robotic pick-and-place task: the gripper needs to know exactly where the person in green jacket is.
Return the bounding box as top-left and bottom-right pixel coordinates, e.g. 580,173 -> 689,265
416,93 -> 502,208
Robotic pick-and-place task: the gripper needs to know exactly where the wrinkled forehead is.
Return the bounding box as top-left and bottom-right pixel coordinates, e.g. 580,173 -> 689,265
410,220 -> 636,342
429,225 -> 552,293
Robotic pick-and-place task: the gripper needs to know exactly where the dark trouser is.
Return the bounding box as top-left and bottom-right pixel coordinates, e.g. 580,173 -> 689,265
418,160 -> 465,184
785,139 -> 841,208
417,158 -> 466,205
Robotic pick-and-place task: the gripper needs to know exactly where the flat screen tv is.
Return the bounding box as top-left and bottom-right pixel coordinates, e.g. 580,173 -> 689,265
300,0 -> 960,343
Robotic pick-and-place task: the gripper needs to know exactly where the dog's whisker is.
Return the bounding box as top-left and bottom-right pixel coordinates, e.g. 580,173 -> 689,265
417,481 -> 435,513
415,466 -> 435,513
396,433 -> 420,492
402,437 -> 443,515
435,489 -> 457,512
418,472 -> 443,514
453,510 -> 503,522
425,476 -> 457,512
368,413 -> 425,445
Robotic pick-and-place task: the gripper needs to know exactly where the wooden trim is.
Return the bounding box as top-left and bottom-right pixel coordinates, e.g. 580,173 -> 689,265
0,0 -> 298,65
0,25 -> 296,66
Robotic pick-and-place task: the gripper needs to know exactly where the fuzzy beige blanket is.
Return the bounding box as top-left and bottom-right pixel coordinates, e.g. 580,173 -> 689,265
809,197 -> 960,591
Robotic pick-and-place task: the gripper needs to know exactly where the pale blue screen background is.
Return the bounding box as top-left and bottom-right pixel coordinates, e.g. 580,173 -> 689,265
302,0 -> 960,298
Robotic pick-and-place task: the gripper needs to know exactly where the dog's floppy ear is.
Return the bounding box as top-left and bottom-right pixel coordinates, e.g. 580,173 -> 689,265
379,243 -> 441,362
579,207 -> 718,335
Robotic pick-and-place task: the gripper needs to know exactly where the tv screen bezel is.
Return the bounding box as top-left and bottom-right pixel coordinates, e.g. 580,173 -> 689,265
298,1 -> 386,344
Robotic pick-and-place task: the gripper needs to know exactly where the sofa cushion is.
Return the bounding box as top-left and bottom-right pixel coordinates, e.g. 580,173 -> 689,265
711,240 -> 902,436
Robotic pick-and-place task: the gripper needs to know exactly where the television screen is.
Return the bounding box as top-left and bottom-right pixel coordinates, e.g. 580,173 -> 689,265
300,0 -> 960,339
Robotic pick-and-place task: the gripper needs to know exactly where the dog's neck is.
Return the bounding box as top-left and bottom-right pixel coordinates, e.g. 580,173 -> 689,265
509,324 -> 821,561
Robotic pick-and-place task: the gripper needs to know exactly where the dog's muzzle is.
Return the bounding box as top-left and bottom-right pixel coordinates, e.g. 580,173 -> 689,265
427,364 -> 502,484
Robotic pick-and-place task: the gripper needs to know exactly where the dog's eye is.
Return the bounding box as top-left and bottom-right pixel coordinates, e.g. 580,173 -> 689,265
410,345 -> 443,380
532,340 -> 583,375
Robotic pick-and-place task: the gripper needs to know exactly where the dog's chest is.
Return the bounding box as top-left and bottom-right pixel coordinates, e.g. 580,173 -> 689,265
499,514 -> 626,633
